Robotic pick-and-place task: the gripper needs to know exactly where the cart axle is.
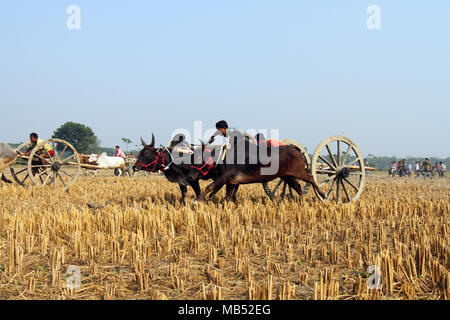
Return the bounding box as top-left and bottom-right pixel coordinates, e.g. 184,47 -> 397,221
52,161 -> 62,171
337,167 -> 350,179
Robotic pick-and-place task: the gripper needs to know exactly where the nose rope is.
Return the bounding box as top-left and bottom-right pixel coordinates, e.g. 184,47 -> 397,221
135,148 -> 162,172
137,146 -> 215,175
135,156 -> 159,172
135,146 -> 173,172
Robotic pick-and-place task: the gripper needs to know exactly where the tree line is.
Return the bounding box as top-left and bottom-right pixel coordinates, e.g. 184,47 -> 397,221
10,122 -> 133,156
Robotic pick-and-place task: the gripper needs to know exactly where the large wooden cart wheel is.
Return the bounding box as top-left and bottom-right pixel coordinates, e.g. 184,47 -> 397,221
311,135 -> 366,204
29,139 -> 81,188
262,139 -> 311,201
11,139 -> 81,188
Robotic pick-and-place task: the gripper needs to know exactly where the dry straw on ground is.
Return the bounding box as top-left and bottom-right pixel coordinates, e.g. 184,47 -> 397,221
0,173 -> 449,300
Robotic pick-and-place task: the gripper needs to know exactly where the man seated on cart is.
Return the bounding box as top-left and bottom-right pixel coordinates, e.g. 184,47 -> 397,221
21,133 -> 54,167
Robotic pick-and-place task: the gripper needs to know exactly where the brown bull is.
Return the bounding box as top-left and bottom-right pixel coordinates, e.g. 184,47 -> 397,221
196,143 -> 325,202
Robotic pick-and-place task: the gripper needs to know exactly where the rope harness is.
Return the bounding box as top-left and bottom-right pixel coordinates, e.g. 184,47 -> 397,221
137,144 -> 227,176
135,146 -> 173,172
190,155 -> 214,176
190,144 -> 227,176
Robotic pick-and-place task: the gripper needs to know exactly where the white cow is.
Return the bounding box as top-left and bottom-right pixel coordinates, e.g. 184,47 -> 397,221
0,142 -> 17,183
89,152 -> 126,170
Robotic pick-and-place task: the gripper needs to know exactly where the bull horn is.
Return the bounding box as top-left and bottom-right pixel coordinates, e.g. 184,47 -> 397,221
150,133 -> 155,148
141,137 -> 148,147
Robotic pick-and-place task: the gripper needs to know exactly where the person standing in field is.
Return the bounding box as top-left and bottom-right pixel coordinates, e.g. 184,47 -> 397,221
433,162 -> 440,177
389,161 -> 397,177
364,159 -> 370,177
440,162 -> 447,177
113,146 -> 126,159
112,146 -> 127,177
422,158 -> 432,178
415,161 -> 421,177
406,163 -> 412,177
398,159 -> 406,177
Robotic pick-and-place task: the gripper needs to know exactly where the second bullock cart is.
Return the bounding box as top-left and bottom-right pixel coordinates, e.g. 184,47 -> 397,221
9,139 -> 131,188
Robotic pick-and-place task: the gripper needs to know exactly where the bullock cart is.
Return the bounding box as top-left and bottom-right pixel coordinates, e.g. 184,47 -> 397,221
262,135 -> 375,204
9,139 -> 118,188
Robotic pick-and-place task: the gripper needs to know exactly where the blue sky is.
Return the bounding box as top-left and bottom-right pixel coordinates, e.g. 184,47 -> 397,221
0,1 -> 449,157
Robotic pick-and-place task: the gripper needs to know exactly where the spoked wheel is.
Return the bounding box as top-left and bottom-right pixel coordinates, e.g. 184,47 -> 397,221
27,139 -> 81,189
263,178 -> 293,201
10,142 -> 35,186
311,135 -> 366,204
262,139 -> 311,201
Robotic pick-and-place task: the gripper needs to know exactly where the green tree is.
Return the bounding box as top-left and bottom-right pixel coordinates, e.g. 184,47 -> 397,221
52,122 -> 100,154
121,137 -> 133,152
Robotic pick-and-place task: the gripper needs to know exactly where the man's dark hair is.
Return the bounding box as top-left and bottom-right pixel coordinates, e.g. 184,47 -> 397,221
116,146 -> 120,149
215,120 -> 228,129
30,133 -> 38,139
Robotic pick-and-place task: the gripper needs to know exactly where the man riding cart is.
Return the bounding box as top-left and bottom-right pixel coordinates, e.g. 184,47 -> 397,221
21,133 -> 54,174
